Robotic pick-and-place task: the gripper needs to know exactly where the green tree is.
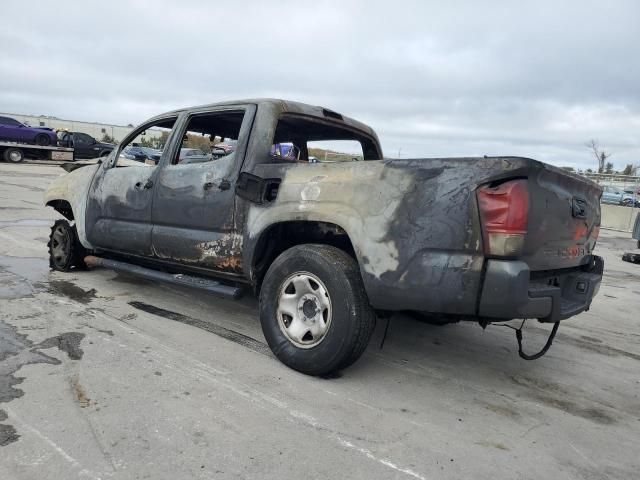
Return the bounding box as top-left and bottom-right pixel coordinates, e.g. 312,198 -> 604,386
604,162 -> 614,174
139,136 -> 155,148
101,133 -> 117,144
621,164 -> 637,176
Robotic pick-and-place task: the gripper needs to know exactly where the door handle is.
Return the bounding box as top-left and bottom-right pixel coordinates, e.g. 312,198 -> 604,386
203,179 -> 231,191
135,179 -> 154,190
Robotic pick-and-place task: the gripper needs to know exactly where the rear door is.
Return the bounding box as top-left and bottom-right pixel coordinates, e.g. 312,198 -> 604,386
150,105 -> 255,274
85,115 -> 180,256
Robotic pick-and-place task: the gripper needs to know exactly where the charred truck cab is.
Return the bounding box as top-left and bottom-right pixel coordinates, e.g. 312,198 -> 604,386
44,99 -> 604,376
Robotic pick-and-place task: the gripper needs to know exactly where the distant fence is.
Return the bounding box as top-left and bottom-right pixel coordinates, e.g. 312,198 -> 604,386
583,172 -> 640,191
582,173 -> 639,233
601,204 -> 639,232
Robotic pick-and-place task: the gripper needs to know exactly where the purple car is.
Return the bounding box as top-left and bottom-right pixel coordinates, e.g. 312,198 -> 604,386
0,116 -> 58,146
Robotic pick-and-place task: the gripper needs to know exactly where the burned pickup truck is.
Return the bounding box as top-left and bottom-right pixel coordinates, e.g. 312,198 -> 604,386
44,99 -> 603,375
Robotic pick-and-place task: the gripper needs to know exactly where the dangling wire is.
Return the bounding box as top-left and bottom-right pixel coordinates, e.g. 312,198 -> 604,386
379,315 -> 391,349
493,319 -> 560,360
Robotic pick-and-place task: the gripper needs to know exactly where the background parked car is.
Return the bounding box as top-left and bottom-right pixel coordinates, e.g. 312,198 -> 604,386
601,185 -> 639,207
178,148 -> 211,164
140,147 -> 162,163
120,146 -> 149,162
0,115 -> 57,146
57,131 -> 114,159
212,139 -> 237,159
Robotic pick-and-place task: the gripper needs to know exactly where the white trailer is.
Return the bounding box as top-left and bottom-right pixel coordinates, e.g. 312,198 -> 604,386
0,141 -> 74,163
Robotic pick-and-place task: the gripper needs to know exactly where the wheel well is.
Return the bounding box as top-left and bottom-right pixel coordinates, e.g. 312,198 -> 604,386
252,221 -> 356,288
47,200 -> 74,221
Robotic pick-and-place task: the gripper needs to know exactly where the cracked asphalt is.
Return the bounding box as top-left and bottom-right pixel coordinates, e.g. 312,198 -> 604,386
0,162 -> 639,479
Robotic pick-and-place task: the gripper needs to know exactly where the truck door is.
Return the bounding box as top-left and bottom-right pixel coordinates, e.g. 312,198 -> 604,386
150,105 -> 255,274
85,115 -> 180,256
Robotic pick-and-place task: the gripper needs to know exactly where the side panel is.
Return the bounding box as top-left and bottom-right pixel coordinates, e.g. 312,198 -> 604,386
43,164 -> 101,249
243,158 -> 495,314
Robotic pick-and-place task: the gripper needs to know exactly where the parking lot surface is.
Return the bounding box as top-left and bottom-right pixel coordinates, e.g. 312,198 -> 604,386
0,162 -> 638,479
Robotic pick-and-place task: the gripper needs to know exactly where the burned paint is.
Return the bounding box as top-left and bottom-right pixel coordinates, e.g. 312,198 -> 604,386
0,319 -> 85,446
43,163 -> 100,249
44,98 -> 603,324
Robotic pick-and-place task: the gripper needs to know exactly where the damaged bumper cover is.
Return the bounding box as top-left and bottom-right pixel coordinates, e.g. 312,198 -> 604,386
478,255 -> 604,323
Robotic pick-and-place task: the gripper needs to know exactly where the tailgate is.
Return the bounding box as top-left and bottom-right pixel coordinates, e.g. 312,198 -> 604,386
522,165 -> 602,271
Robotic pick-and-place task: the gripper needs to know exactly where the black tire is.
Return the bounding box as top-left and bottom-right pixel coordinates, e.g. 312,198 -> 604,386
48,219 -> 87,271
3,147 -> 24,163
35,134 -> 51,146
259,244 -> 376,376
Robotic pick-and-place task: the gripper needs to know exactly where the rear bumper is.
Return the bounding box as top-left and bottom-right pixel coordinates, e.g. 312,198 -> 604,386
478,255 -> 604,323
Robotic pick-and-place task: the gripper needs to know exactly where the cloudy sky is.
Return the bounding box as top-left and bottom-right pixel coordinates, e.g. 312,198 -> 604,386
1,0 -> 638,170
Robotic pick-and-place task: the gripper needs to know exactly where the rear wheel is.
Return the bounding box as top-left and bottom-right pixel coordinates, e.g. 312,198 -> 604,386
35,134 -> 51,146
3,147 -> 24,163
48,219 -> 87,271
259,244 -> 376,376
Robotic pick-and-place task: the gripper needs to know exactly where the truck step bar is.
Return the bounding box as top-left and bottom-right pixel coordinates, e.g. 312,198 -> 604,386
84,255 -> 244,299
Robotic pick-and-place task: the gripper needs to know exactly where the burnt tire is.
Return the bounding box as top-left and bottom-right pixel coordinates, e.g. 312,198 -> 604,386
35,134 -> 51,146
48,219 -> 87,271
3,147 -> 24,163
259,244 -> 376,376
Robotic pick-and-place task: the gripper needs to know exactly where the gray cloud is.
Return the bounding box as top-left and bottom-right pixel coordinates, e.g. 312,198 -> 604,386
1,0 -> 638,169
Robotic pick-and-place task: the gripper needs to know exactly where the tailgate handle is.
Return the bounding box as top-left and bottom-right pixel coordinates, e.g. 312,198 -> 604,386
572,197 -> 587,219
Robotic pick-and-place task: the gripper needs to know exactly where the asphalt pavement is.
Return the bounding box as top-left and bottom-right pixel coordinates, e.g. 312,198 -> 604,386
1,162 -> 639,479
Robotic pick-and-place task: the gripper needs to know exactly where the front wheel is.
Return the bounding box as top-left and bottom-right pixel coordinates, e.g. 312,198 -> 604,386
48,219 -> 87,271
259,244 -> 376,376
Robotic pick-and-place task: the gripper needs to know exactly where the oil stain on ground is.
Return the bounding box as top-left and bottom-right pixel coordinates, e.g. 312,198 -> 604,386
0,319 -> 85,446
48,280 -> 97,304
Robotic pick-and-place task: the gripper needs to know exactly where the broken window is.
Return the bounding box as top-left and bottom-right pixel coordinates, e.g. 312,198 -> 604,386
116,117 -> 177,168
268,114 -> 380,164
307,140 -> 363,162
172,110 -> 245,166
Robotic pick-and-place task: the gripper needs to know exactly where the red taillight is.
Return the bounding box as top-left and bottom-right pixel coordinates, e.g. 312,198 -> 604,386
477,179 -> 529,257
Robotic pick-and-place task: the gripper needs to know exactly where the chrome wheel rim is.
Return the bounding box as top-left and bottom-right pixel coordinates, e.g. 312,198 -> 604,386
51,225 -> 71,266
8,150 -> 22,162
276,271 -> 332,349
